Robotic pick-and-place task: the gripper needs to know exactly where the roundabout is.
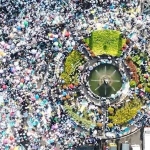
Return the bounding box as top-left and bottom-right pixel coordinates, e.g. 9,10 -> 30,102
61,28 -> 150,140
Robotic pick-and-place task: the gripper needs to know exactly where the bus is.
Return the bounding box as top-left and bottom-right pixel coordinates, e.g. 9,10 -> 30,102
143,127 -> 150,150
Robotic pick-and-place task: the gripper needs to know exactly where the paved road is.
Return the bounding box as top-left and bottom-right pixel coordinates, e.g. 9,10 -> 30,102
115,128 -> 143,150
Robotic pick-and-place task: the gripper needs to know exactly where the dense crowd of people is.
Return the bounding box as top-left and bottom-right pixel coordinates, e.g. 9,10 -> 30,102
0,0 -> 150,149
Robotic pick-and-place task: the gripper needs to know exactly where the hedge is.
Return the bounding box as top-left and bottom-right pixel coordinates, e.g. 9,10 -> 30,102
84,30 -> 126,57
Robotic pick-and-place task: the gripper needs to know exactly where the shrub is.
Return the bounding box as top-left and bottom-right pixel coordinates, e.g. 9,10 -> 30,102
108,107 -> 114,115
145,87 -> 150,93
126,56 -> 132,61
83,30 -> 126,57
107,123 -> 114,128
126,38 -> 130,45
96,123 -> 103,128
138,84 -> 143,89
130,80 -> 136,88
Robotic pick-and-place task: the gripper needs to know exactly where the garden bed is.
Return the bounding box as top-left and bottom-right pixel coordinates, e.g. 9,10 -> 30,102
109,98 -> 142,125
64,103 -> 96,129
60,50 -> 85,84
126,56 -> 139,84
83,30 -> 126,57
129,50 -> 150,92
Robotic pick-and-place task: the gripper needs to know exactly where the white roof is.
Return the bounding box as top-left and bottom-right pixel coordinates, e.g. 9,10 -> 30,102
144,128 -> 150,150
131,145 -> 140,150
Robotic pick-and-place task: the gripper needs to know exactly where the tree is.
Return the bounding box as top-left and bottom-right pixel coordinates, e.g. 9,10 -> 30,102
130,80 -> 136,88
107,123 -> 114,128
108,107 -> 114,115
97,123 -> 103,128
145,87 -> 150,93
126,56 -> 132,61
138,84 -> 142,89
126,38 -> 130,45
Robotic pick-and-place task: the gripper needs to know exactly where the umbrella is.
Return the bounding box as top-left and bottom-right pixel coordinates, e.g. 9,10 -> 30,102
68,46 -> 73,52
0,95 -> 4,105
65,32 -> 70,37
31,49 -> 37,54
23,20 -> 29,28
25,76 -> 30,81
71,41 -> 75,46
147,111 -> 150,115
31,96 -> 36,101
48,33 -> 54,38
14,61 -> 19,66
3,139 -> 8,144
48,139 -> 54,144
20,78 -> 25,83
52,124 -> 58,130
53,42 -> 58,46
131,34 -> 138,42
111,94 -> 115,99
89,66 -> 93,70
62,91 -> 67,96
78,65 -> 84,71
0,50 -> 6,56
2,84 -> 7,89
69,84 -> 74,89
136,20 -> 143,27
0,69 -> 4,74
16,26 -> 21,31
82,23 -> 88,28
53,38 -> 58,42
10,67 -> 15,73
35,94 -> 39,100
10,43 -> 15,49
19,83 -> 24,87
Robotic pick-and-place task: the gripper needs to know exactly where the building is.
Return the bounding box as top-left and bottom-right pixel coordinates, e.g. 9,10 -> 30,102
131,145 -> 141,150
122,143 -> 129,150
143,127 -> 150,150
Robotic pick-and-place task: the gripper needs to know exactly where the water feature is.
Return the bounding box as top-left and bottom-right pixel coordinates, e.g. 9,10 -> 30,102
89,64 -> 122,97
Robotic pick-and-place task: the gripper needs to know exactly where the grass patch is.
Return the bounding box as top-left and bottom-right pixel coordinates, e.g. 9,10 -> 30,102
84,30 -> 126,57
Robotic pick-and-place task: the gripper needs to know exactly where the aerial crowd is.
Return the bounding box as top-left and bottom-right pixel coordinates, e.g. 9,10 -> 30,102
0,0 -> 149,150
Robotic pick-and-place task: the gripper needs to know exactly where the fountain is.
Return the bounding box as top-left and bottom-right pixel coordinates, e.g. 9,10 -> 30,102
89,64 -> 122,97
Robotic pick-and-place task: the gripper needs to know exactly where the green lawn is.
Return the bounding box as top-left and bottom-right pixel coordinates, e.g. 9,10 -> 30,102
84,30 -> 126,57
